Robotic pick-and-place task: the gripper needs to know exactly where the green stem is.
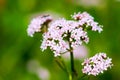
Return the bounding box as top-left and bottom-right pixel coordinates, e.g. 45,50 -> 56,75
68,34 -> 77,80
78,74 -> 87,79
70,50 -> 78,80
59,56 -> 69,74
55,57 -> 69,75
70,51 -> 74,79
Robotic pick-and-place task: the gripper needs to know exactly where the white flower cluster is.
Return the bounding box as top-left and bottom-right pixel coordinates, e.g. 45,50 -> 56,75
27,15 -> 52,37
27,12 -> 103,57
82,53 -> 113,76
40,12 -> 102,57
41,18 -> 89,56
72,12 -> 103,33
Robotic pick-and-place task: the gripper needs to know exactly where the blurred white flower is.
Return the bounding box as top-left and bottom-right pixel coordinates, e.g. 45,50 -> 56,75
80,0 -> 101,7
73,45 -> 88,59
62,45 -> 88,60
27,60 -> 40,73
27,60 -> 50,80
37,68 -> 50,80
74,0 -> 105,8
82,53 -> 113,76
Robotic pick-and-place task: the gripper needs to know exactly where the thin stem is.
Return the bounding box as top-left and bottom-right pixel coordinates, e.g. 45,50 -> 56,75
68,32 -> 77,80
88,76 -> 91,80
70,50 -> 78,80
70,51 -> 75,78
78,74 -> 87,79
59,56 -> 69,74
55,57 -> 69,75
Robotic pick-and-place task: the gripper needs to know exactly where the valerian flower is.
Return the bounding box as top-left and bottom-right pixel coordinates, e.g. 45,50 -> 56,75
27,15 -> 52,37
27,11 -> 113,78
40,18 -> 89,56
72,12 -> 103,33
27,12 -> 103,57
82,53 -> 113,76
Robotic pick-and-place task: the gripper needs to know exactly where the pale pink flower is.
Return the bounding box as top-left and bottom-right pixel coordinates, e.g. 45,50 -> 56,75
82,53 -> 113,76
41,18 -> 89,57
27,15 -> 52,37
28,12 -> 103,57
72,12 -> 103,33
62,45 -> 88,60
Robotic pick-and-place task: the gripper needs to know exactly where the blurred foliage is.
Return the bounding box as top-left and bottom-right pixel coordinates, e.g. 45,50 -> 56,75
0,0 -> 120,80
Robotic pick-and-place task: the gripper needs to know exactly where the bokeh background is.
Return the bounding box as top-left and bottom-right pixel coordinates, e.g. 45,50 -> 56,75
0,0 -> 120,80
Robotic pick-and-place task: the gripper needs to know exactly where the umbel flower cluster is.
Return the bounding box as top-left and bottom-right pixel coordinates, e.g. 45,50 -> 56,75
27,12 -> 113,76
82,53 -> 113,76
27,15 -> 52,37
27,12 -> 103,56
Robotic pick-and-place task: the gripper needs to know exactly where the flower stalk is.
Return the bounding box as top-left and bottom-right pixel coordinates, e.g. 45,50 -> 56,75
27,12 -> 113,80
70,51 -> 77,80
68,32 -> 77,80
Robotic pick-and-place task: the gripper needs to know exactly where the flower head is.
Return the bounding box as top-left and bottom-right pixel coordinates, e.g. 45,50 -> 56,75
41,18 -> 89,57
27,15 -> 52,37
27,12 -> 103,57
72,12 -> 103,33
82,53 -> 113,76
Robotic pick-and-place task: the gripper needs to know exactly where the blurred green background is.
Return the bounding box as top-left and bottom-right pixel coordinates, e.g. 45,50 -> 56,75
0,0 -> 120,80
